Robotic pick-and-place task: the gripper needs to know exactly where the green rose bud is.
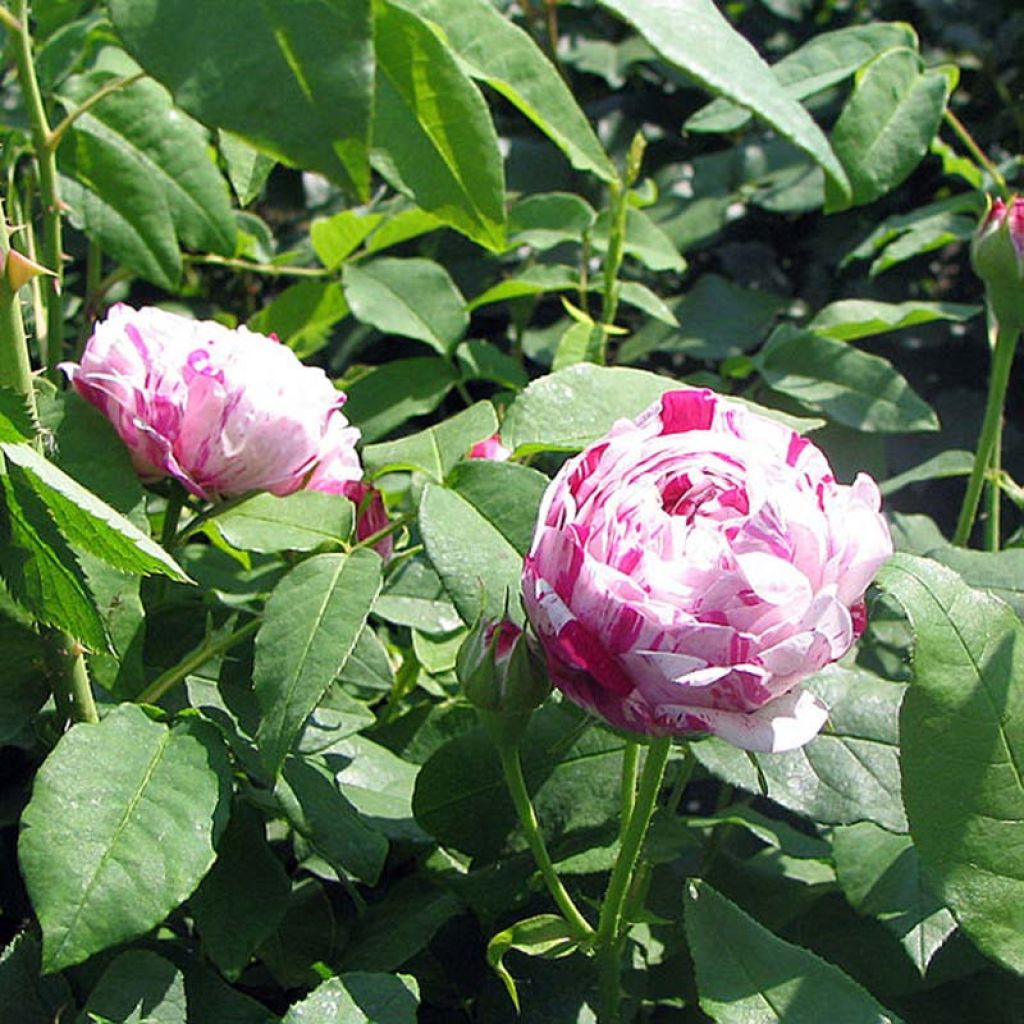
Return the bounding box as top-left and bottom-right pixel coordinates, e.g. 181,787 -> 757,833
972,195 -> 1024,333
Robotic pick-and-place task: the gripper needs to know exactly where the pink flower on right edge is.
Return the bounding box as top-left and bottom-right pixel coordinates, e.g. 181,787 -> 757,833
521,389 -> 893,754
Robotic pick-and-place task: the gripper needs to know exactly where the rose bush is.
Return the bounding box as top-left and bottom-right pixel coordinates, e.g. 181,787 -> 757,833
62,303 -> 362,501
522,388 -> 893,753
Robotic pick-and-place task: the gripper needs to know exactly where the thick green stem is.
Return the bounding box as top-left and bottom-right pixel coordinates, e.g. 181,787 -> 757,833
497,742 -> 594,941
619,741 -> 640,836
137,617 -> 261,705
11,0 -> 64,369
953,321 -> 1019,546
984,419 -> 1002,551
595,736 -> 672,1024
42,628 -> 99,724
0,197 -> 35,401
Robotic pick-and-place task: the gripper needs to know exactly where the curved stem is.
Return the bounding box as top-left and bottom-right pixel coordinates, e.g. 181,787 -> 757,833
173,490 -> 257,547
953,320 -> 1019,546
943,108 -> 1009,198
497,742 -> 595,941
594,736 -> 672,1024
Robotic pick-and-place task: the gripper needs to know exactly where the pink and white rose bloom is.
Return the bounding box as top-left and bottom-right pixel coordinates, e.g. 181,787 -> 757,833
63,304 -> 362,501
522,389 -> 893,753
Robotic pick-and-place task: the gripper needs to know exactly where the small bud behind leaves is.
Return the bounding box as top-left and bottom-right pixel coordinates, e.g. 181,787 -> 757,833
972,195 -> 1024,333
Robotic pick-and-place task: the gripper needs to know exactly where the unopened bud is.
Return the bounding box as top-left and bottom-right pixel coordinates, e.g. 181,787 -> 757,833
972,195 -> 1024,333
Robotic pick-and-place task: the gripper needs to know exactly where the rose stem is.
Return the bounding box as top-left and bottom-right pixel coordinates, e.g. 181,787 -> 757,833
496,741 -> 595,940
953,320 -> 1019,546
0,195 -> 98,725
595,736 -> 672,1024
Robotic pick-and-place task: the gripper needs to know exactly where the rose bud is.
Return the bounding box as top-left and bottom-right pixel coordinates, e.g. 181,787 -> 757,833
61,304 -> 362,502
522,389 -> 892,754
458,617 -> 551,743
972,194 -> 1024,332
468,433 -> 512,462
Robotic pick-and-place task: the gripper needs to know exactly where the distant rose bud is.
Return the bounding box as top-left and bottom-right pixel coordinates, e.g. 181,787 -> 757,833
62,304 -> 361,502
468,433 -> 512,462
972,195 -> 1024,332
522,389 -> 892,754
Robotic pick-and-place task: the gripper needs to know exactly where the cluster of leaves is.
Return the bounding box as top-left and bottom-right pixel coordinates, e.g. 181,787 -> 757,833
1,0 -> 1023,1022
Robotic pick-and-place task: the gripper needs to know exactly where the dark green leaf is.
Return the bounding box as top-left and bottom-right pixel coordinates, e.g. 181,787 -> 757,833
77,950 -> 186,1024
756,325 -> 939,432
373,0 -> 505,250
343,258 -> 468,355
374,557 -> 463,634
808,299 -> 980,341
19,705 -> 232,971
363,402 -> 498,481
877,553 -> 1024,974
0,387 -> 39,443
283,973 -> 419,1024
685,880 -> 904,1022
215,491 -> 354,554
343,358 -> 458,442
487,915 -> 580,1013
0,615 -> 49,744
880,451 -> 974,497
219,130 -> 276,207
109,0 -> 374,196
508,193 -> 598,250
598,0 -> 850,199
254,550 -> 383,774
456,340 -> 530,390
0,933 -> 72,1024
247,281 -> 349,359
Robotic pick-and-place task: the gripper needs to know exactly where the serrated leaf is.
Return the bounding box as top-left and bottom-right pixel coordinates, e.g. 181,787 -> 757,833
283,973 -> 419,1024
2,442 -> 188,581
833,822 -> 956,975
0,387 -> 38,442
599,0 -> 850,200
418,482 -> 523,623
756,325 -> 939,432
688,22 -> 918,133
0,470 -> 107,650
827,48 -> 954,210
876,553 -> 1024,974
19,704 -> 232,971
109,0 -> 374,197
394,0 -> 614,182
373,0 -> 506,250
685,880 -> 904,1023
362,402 -> 498,481
255,550 -> 383,774
343,257 -> 468,355
215,491 -> 354,554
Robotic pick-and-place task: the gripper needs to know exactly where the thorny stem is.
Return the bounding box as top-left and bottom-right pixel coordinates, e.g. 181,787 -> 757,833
953,320 -> 1018,546
497,742 -> 595,941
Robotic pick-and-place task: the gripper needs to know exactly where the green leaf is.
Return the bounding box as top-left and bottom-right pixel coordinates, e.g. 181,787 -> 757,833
63,69 -> 236,255
393,0 -> 614,182
808,299 -> 980,341
418,482 -> 523,623
363,206 -> 445,253
1,442 -> 189,580
219,129 -> 276,207
756,325 -> 939,432
19,704 -> 232,971
283,973 -> 419,1024
343,358 -> 458,443
247,281 -> 349,359
215,491 -> 355,554
508,193 -> 597,250
880,450 -> 973,497
456,339 -> 530,390
78,951 -> 187,1024
374,557 -> 462,634
0,616 -> 50,744
0,387 -> 39,443
685,880 -> 904,1023
342,257 -> 468,355
876,553 -> 1024,974
311,210 -> 383,269
363,401 -> 498,481
551,320 -> 603,372
255,550 -> 383,774
832,822 -> 956,976
0,933 -> 72,1024
190,802 -> 291,978
688,22 -> 918,133
109,0 -> 374,197
276,755 -> 389,885
373,0 -> 506,250
694,665 -> 908,832
592,206 -> 685,272
619,274 -> 786,363
468,264 -> 579,311
598,0 -> 850,200
827,48 -> 955,210
0,469 -> 107,650
448,460 -> 549,556
487,915 -> 580,1013
617,282 -> 679,326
